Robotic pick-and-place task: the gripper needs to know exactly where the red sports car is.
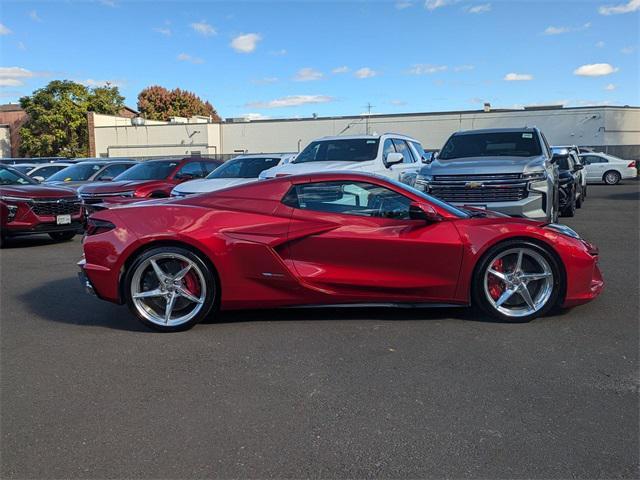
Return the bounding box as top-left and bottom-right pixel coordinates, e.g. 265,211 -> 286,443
78,157 -> 222,206
1,165 -> 84,243
79,172 -> 603,332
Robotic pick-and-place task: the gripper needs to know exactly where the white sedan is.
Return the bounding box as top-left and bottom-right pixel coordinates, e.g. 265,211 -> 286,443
171,154 -> 294,197
578,152 -> 637,185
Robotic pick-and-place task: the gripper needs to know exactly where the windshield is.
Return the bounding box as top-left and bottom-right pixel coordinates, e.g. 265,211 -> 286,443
208,157 -> 281,179
115,161 -> 179,181
294,139 -> 380,163
47,163 -> 103,182
0,167 -> 37,185
385,177 -> 470,218
439,132 -> 542,160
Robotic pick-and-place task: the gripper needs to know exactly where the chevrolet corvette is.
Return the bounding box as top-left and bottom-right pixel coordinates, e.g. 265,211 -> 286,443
79,172 -> 603,331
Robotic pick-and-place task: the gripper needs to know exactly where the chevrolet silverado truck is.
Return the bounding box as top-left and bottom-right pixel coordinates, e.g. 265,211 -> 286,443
412,127 -> 560,222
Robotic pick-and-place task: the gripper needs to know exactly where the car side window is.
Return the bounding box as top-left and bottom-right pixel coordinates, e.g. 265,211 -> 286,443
177,162 -> 205,178
201,161 -> 218,175
283,181 -> 412,220
382,139 -> 396,160
392,139 -> 416,163
540,133 -> 552,157
409,141 -> 426,162
96,163 -> 131,180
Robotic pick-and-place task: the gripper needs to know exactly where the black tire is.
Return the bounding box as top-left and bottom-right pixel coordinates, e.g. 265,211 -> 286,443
560,188 -> 576,217
582,184 -> 587,198
576,186 -> 583,209
123,246 -> 218,332
603,170 -> 621,185
472,240 -> 563,323
49,231 -> 76,242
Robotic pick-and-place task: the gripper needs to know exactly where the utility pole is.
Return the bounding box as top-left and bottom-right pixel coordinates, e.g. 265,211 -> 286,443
364,102 -> 374,135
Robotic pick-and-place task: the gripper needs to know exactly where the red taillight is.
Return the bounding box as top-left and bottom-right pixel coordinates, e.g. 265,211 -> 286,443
85,218 -> 116,236
627,161 -> 636,168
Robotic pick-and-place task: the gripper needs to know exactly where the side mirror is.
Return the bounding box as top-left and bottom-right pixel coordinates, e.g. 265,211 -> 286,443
574,164 -> 584,171
175,173 -> 196,181
32,176 -> 45,182
424,151 -> 438,164
385,152 -> 404,167
409,202 -> 442,222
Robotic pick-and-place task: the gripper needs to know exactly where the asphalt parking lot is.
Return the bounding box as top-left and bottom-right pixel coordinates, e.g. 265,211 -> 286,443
1,183 -> 638,479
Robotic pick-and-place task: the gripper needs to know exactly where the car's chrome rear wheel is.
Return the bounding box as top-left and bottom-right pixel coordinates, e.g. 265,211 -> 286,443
603,170 -> 621,185
474,242 -> 562,322
126,247 -> 217,331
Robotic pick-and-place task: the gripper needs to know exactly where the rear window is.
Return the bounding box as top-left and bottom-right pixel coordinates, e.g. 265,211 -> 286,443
294,139 -> 380,163
47,163 -> 103,181
439,132 -> 542,160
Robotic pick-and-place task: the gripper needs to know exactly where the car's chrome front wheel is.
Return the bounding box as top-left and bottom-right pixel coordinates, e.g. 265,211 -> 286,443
474,242 -> 562,322
125,247 -> 217,331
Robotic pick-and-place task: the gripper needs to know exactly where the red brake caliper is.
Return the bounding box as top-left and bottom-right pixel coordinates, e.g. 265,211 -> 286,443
488,259 -> 505,300
181,263 -> 201,297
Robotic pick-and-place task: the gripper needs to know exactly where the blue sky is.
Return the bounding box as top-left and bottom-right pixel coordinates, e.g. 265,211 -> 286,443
1,0 -> 638,119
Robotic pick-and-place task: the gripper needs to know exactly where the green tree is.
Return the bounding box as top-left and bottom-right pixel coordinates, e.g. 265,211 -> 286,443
19,80 -> 125,157
137,85 -> 221,122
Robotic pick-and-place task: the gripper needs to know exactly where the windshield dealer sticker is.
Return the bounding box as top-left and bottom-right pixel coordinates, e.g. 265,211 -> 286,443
522,133 -> 533,139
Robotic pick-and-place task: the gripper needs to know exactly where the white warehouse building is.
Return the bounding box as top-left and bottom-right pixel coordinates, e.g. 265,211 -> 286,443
89,105 -> 640,160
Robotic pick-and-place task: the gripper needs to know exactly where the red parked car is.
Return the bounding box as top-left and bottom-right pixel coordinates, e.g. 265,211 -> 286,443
79,172 -> 603,332
78,157 -> 222,206
1,165 -> 84,243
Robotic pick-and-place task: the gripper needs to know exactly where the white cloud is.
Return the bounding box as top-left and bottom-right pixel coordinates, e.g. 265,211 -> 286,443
504,72 -> 533,81
0,79 -> 23,87
230,33 -> 262,53
0,67 -> 44,88
621,46 -> 636,54
294,68 -> 323,82
332,66 -> 349,74
246,95 -> 334,109
465,3 -> 491,14
573,63 -> 619,76
190,21 -> 216,36
177,53 -> 204,64
28,10 -> 43,22
409,64 -> 448,74
354,67 -> 378,78
454,64 -> 475,71
81,79 -> 124,88
425,0 -> 457,10
396,1 -> 414,9
595,41 -> 605,48
251,77 -> 278,85
154,27 -> 171,36
241,113 -> 271,120
599,0 -> 640,15
543,22 -> 591,35
0,23 -> 12,35
269,49 -> 287,56
604,83 -> 617,91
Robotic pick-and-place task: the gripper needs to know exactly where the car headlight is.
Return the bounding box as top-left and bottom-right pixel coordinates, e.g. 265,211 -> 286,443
545,223 -> 580,239
0,195 -> 31,203
414,174 -> 433,192
522,171 -> 547,182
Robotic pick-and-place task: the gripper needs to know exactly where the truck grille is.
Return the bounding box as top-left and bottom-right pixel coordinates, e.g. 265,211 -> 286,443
430,174 -> 529,203
31,199 -> 82,216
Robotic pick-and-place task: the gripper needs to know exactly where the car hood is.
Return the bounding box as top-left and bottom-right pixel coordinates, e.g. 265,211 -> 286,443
45,180 -> 89,189
260,161 -> 369,179
79,180 -> 167,194
0,184 -> 79,199
173,178 -> 255,195
424,156 -> 545,175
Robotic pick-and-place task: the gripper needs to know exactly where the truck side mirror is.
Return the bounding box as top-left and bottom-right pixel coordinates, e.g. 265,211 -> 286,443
385,152 -> 404,167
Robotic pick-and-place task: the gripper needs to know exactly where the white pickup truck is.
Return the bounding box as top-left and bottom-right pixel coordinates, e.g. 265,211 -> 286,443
258,133 -> 427,182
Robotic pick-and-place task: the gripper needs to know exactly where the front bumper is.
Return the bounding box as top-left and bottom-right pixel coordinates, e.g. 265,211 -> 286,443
451,192 -> 548,220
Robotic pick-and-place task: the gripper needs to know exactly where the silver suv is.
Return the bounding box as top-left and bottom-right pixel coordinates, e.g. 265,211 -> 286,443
412,128 -> 560,221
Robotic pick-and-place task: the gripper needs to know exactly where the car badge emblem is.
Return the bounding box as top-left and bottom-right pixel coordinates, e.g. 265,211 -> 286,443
465,181 -> 483,189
